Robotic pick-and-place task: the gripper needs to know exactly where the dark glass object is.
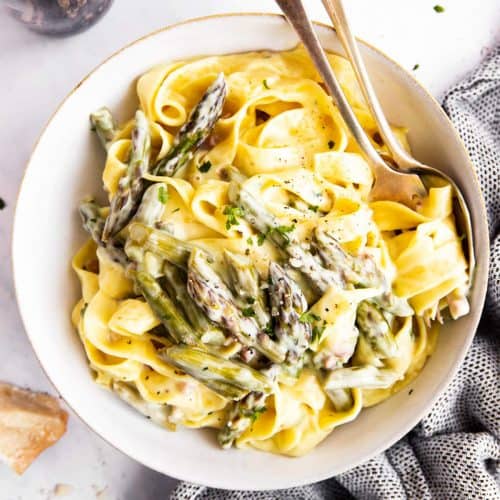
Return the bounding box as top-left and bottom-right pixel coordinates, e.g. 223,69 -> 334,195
5,0 -> 114,36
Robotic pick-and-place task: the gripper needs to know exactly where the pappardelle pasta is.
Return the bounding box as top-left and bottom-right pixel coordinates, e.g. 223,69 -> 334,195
72,47 -> 470,457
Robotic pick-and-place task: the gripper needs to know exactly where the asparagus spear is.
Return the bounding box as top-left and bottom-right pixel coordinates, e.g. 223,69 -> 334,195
356,301 -> 397,359
79,199 -> 128,266
128,222 -> 194,269
325,388 -> 354,412
218,391 -> 267,448
102,110 -> 151,241
134,183 -> 166,226
313,229 -> 413,316
90,106 -> 117,151
224,251 -> 270,328
187,249 -> 286,363
133,269 -> 199,346
153,74 -> 227,177
163,263 -> 225,344
313,229 -> 383,288
324,365 -> 397,390
226,168 -> 337,293
164,345 -> 273,394
268,262 -> 311,362
79,199 -> 105,244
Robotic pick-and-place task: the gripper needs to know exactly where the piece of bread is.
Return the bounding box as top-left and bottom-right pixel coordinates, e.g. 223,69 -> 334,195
0,382 -> 68,474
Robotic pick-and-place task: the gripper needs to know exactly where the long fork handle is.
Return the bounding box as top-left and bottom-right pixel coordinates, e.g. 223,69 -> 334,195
275,0 -> 387,172
322,0 -> 420,170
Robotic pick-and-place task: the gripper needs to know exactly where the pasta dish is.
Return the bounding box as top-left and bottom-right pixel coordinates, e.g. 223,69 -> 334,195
72,47 -> 470,456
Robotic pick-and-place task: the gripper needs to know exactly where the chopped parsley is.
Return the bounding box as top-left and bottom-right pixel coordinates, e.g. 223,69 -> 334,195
299,311 -> 321,324
242,307 -> 256,317
263,322 -> 274,335
247,236 -> 253,246
246,297 -> 256,305
258,225 -> 296,246
223,206 -> 244,230
328,140 -> 335,149
309,205 -> 319,213
412,63 -> 420,71
198,160 -> 212,173
433,5 -> 445,13
172,207 -> 180,213
311,323 -> 327,343
263,79 -> 270,89
157,185 -> 168,204
243,405 -> 267,423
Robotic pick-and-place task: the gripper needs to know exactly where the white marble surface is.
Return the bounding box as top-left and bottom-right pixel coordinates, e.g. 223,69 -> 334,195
0,1 -> 499,499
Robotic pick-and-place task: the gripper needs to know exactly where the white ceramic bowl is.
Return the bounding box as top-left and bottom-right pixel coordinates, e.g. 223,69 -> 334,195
13,14 -> 489,490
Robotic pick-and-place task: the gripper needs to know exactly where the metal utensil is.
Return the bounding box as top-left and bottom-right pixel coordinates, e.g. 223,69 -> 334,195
275,0 -> 474,281
321,0 -> 475,280
275,0 -> 426,211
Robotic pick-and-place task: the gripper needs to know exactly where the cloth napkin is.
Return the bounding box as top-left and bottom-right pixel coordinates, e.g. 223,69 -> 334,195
171,47 -> 500,500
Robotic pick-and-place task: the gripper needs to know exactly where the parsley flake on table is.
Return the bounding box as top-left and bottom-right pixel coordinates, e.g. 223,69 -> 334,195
433,5 -> 445,13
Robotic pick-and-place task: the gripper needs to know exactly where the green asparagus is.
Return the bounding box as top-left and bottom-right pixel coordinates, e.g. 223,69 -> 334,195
164,345 -> 273,394
79,199 -> 105,244
90,106 -> 117,151
187,249 -> 286,363
163,263 -> 225,344
102,110 -> 151,241
324,365 -> 397,390
133,269 -> 199,346
79,199 -> 128,266
356,301 -> 397,359
128,222 -> 195,269
134,183 -> 166,226
218,391 -> 267,448
153,74 -> 227,177
224,251 -> 270,328
268,262 -> 311,362
226,168 -> 336,293
313,229 -> 383,288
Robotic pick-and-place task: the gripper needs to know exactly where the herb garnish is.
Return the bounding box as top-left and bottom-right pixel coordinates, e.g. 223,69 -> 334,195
242,307 -> 256,317
433,5 -> 445,12
223,206 -> 244,230
412,63 -> 420,71
243,405 -> 267,423
263,79 -> 270,89
246,297 -> 256,305
158,185 -> 168,204
258,225 -> 296,246
309,205 -> 319,213
198,160 -> 212,173
299,311 -> 321,324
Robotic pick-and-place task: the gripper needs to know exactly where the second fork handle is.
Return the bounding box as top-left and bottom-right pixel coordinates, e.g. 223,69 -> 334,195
275,0 -> 387,172
322,0 -> 418,170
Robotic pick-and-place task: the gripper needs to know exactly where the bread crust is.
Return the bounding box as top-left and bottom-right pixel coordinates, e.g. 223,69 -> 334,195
0,382 -> 68,474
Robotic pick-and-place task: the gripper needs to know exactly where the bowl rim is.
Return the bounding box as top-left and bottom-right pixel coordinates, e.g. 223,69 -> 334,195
12,12 -> 489,489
